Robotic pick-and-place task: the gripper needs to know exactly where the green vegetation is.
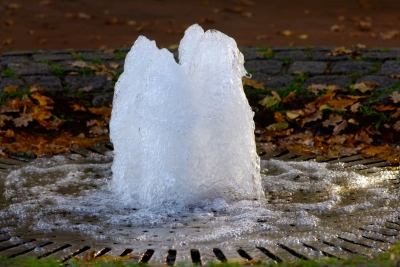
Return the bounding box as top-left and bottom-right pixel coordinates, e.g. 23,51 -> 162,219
72,53 -> 84,61
370,62 -> 382,73
114,51 -> 128,60
51,64 -> 67,76
77,67 -> 95,76
3,68 -> 19,78
280,57 -> 292,65
0,89 -> 31,106
91,58 -> 103,66
380,47 -> 390,52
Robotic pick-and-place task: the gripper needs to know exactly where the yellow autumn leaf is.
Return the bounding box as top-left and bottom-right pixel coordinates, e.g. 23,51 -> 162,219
4,85 -> 18,93
258,96 -> 279,107
242,77 -> 265,89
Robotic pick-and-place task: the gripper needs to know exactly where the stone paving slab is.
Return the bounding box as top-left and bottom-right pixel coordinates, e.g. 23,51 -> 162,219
1,47 -> 399,106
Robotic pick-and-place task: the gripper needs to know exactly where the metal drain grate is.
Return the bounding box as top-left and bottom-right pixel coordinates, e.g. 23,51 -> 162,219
0,141 -> 399,264
0,220 -> 399,264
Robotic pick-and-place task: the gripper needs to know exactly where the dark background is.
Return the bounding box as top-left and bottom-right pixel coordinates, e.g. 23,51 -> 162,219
2,0 -> 400,51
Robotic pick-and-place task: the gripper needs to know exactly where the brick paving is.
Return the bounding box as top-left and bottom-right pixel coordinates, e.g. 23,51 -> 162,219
1,46 -> 400,107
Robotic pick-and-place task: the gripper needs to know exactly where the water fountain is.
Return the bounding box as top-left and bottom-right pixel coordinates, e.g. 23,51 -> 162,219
0,25 -> 399,264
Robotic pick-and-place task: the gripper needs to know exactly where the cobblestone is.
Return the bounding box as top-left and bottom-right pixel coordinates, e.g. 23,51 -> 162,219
245,60 -> 282,75
288,61 -> 327,75
331,62 -> 373,75
1,46 -> 399,105
24,76 -> 63,91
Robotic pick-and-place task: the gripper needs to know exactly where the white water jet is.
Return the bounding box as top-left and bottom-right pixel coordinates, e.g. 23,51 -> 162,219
110,24 -> 264,208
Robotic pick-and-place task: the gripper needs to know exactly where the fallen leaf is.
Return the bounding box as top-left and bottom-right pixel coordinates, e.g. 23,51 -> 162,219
355,130 -> 373,143
380,30 -> 399,40
31,93 -> 54,107
282,91 -> 296,103
0,114 -> 13,127
78,12 -> 91,19
392,108 -> 400,119
326,97 -> 357,109
274,112 -> 286,123
348,118 -> 359,125
88,107 -> 112,118
271,90 -> 281,101
351,81 -> 380,93
29,85 -> 45,92
4,129 -> 15,138
266,121 -> 289,131
89,125 -> 108,135
70,61 -> 89,68
330,24 -> 346,32
322,115 -> 343,127
3,85 -> 18,93
298,34 -> 308,39
371,105 -> 395,111
258,96 -> 279,107
31,106 -> 52,120
286,110 -> 300,120
13,113 -> 33,127
78,86 -> 93,92
350,102 -> 361,112
393,121 -> 400,131
301,111 -> 322,126
389,91 -> 400,103
70,103 -> 87,112
281,30 -> 293,36
242,77 -> 264,89
389,74 -> 400,79
108,62 -> 120,69
333,120 -> 348,135
87,119 -> 99,127
328,46 -> 353,56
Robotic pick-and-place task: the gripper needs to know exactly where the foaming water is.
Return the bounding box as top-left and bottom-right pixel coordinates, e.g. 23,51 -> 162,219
110,24 -> 264,208
0,152 -> 398,250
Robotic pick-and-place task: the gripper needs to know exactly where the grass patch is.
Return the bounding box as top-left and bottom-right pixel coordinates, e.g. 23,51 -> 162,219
72,53 -> 84,61
3,68 -> 19,78
91,58 -> 103,66
114,51 -> 128,60
77,67 -> 95,76
51,64 -> 67,76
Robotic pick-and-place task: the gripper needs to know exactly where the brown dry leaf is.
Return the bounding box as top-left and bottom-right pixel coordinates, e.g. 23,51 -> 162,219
70,61 -> 89,68
4,85 -> 18,93
31,93 -> 54,107
329,135 -> 347,145
351,81 -> 380,93
314,91 -> 336,107
281,30 -> 293,36
393,121 -> 400,131
326,97 -> 357,109
282,91 -> 296,103
88,107 -> 111,118
330,24 -> 346,32
0,114 -> 13,127
371,105 -> 395,111
380,30 -> 399,40
355,130 -> 373,143
39,119 -> 64,130
89,125 -> 108,135
29,85 -> 45,92
389,91 -> 400,103
307,84 -> 327,94
274,112 -> 286,123
389,74 -> 400,79
32,106 -> 52,120
322,115 -> 343,127
338,146 -> 361,156
242,77 -> 265,89
13,113 -> 33,127
301,111 -> 322,126
392,108 -> 400,119
86,120 -> 98,127
333,120 -> 348,135
108,62 -> 120,69
257,142 -> 276,153
70,103 -> 87,112
350,102 -> 361,113
4,129 -> 15,138
271,90 -> 281,101
328,46 -> 353,56
361,144 -> 394,156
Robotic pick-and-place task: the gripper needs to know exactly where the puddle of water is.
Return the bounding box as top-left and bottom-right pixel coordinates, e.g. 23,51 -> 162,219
0,152 -> 398,251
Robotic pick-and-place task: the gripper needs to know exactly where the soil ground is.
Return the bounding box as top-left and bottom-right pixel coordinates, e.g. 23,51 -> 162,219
2,0 -> 400,51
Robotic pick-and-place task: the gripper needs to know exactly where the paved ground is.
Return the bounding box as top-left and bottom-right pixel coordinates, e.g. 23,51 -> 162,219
1,46 -> 400,105
2,0 -> 400,51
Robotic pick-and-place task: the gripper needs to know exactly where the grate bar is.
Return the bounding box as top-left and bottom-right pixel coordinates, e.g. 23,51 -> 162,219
139,249 -> 154,263
0,236 -> 12,243
212,248 -> 227,262
119,248 -> 133,257
277,243 -> 309,260
190,249 -> 202,265
337,237 -> 380,250
37,244 -> 72,259
9,241 -> 53,258
94,247 -> 112,258
256,246 -> 282,262
166,249 -> 177,265
319,239 -> 366,256
237,248 -> 253,260
302,243 -> 342,259
60,246 -> 91,263
0,239 -> 35,252
361,235 -> 395,244
359,227 -> 398,237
